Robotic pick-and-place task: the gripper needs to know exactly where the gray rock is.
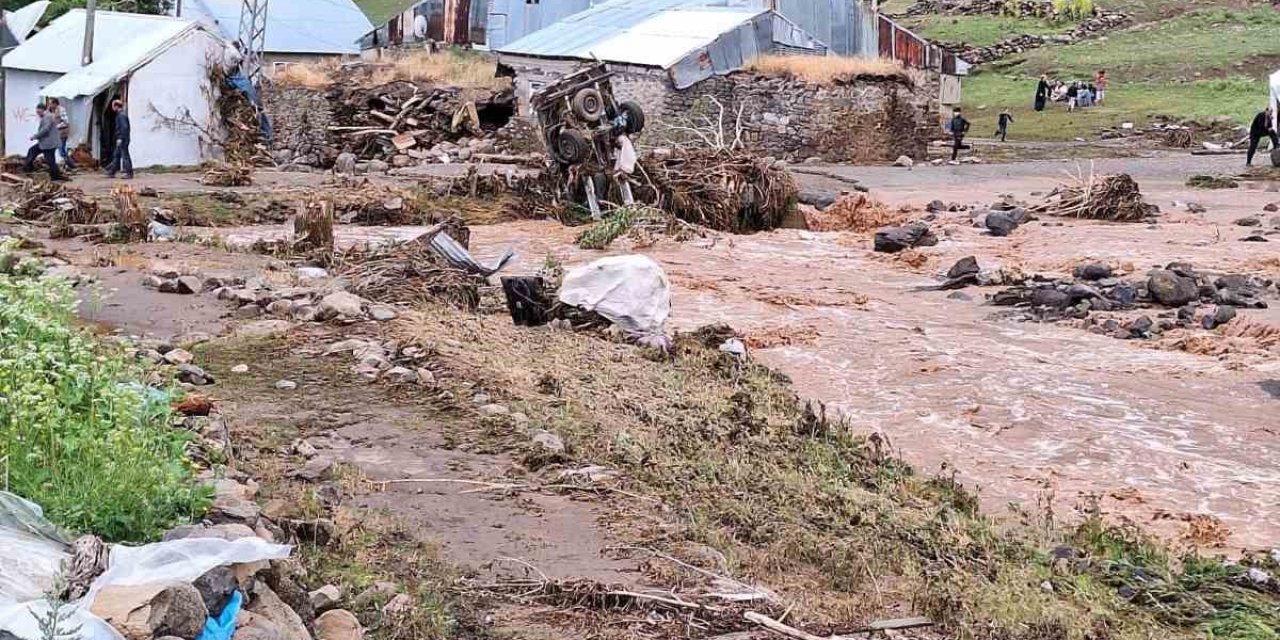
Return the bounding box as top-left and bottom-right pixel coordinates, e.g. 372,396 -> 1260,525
163,348 -> 194,365
1202,305 -> 1237,330
90,583 -> 208,640
985,208 -> 1029,237
1066,283 -> 1102,301
368,305 -> 398,322
266,299 -> 295,317
314,610 -> 362,640
236,304 -> 265,319
296,267 -> 329,280
1147,270 -> 1198,307
1240,232 -> 1268,242
176,276 -> 202,295
873,223 -> 938,253
177,364 -> 214,386
275,379 -> 298,390
1030,288 -> 1071,309
309,586 -> 343,613
234,612 -> 284,640
142,275 -> 166,289
289,456 -> 334,481
158,279 -> 180,294
292,305 -> 320,322
382,593 -> 413,616
1235,216 -> 1261,227
478,403 -> 510,416
531,430 -> 565,453
1126,316 -> 1154,337
946,256 -> 979,280
368,160 -> 389,173
798,190 -> 837,210
246,584 -> 312,640
193,566 -> 238,616
1074,263 -> 1113,281
317,292 -> 366,321
382,367 -> 417,384
350,582 -> 398,610
334,153 -> 357,175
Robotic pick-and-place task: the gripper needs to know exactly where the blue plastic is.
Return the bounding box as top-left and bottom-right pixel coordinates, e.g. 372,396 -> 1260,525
196,590 -> 243,640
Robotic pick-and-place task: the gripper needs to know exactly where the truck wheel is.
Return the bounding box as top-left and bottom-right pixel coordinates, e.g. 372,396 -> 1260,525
571,88 -> 605,122
619,101 -> 646,134
554,129 -> 590,165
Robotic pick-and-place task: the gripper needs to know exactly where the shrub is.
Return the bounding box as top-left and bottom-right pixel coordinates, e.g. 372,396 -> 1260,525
0,255 -> 208,542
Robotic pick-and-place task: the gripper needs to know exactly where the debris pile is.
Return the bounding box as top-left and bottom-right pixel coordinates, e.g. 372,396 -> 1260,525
331,237 -> 486,311
803,193 -> 909,232
327,81 -> 516,167
209,64 -> 270,166
1186,174 -> 1239,190
632,151 -> 798,233
6,177 -> 99,225
328,184 -> 423,225
200,161 -> 254,187
1029,173 -> 1159,222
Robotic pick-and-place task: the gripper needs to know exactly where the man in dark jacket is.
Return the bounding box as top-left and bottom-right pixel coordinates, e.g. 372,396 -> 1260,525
1246,107 -> 1278,167
948,107 -> 970,164
23,103 -> 67,181
105,99 -> 133,179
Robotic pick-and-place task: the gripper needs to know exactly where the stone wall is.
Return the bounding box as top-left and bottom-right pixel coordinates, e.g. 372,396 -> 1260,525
610,69 -> 937,163
264,87 -> 338,168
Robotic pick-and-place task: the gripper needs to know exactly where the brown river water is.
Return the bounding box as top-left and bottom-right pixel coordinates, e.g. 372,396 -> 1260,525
218,156 -> 1280,550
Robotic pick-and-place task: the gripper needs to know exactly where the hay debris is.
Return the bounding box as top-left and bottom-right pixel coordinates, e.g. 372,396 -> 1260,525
634,151 -> 798,233
332,230 -> 483,310
1164,129 -> 1193,148
293,199 -> 335,252
1028,170 -> 1158,222
8,179 -> 99,224
201,162 -> 253,187
1185,174 -> 1238,190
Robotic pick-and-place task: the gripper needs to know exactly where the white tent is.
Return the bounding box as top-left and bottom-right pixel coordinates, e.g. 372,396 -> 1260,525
2,10 -> 227,167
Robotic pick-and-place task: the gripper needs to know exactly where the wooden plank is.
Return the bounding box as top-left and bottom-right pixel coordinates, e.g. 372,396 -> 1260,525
867,617 -> 932,631
392,132 -> 417,151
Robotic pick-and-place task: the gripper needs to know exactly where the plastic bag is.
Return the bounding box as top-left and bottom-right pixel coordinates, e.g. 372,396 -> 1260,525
1270,70 -> 1280,136
559,255 -> 671,340
83,537 -> 291,609
0,491 -> 71,605
196,589 -> 242,640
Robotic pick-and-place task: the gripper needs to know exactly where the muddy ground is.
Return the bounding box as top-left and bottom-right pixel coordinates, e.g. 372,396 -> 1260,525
12,149 -> 1279,637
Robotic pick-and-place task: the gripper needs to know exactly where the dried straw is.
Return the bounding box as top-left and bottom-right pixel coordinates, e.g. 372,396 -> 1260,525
1028,168 -> 1158,222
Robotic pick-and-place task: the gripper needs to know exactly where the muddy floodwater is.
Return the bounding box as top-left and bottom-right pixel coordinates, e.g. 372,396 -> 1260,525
219,155 -> 1280,550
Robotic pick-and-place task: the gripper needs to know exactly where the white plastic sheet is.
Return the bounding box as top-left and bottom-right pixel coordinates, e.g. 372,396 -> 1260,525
83,537 -> 292,609
1,490 -> 290,640
559,255 -> 671,339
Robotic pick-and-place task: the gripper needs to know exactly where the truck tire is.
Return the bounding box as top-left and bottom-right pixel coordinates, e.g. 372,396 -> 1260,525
554,129 -> 590,165
619,101 -> 646,134
571,88 -> 605,122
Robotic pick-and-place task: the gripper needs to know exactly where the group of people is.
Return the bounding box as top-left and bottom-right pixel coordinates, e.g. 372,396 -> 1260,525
23,98 -> 133,181
1035,71 -> 1107,112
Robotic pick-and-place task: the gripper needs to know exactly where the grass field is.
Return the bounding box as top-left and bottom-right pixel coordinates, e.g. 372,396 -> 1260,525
959,7 -> 1279,140
902,14 -> 1076,47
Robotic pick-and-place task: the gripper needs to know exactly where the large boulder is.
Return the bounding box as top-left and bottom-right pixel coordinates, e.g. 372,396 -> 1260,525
193,566 -> 239,616
984,208 -> 1029,237
90,583 -> 208,640
317,292 -> 366,321
1147,270 -> 1198,307
314,610 -> 363,640
234,611 -> 284,640
873,223 -> 938,253
246,584 -> 312,640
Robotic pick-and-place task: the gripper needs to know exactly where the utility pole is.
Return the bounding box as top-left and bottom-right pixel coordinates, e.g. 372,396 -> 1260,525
238,0 -> 269,83
82,0 -> 96,67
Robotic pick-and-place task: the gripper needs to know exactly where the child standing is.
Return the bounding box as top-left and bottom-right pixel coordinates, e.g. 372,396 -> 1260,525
1095,70 -> 1107,105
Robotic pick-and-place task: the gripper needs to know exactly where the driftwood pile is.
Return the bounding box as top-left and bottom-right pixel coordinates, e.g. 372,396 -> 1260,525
4,176 -> 99,224
329,81 -> 514,163
634,151 -> 798,233
331,225 -> 483,310
201,161 -> 254,187
1029,172 -> 1159,222
210,65 -> 270,166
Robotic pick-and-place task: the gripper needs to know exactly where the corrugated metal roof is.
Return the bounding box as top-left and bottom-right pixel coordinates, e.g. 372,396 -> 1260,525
3,9 -> 197,76
5,1 -> 50,45
497,0 -> 766,69
182,0 -> 372,54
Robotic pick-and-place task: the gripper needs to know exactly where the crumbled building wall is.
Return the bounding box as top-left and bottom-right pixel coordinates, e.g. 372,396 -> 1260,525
264,87 -> 338,168
609,68 -> 938,162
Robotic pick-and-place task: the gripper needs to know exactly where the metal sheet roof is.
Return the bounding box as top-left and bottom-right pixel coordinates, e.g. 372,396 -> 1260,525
181,0 -> 372,54
497,0 -> 767,68
5,1 -> 50,45
3,9 -> 197,76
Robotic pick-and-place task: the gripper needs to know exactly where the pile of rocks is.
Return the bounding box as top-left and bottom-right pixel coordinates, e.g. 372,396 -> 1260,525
982,261 -> 1272,340
946,10 -> 1129,64
323,338 -> 436,386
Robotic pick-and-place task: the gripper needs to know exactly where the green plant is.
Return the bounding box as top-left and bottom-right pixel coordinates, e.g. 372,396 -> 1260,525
31,567 -> 82,640
1053,0 -> 1095,21
0,274 -> 209,542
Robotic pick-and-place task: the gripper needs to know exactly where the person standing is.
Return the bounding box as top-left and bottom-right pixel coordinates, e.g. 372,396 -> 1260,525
105,100 -> 133,179
948,107 -> 970,164
1245,107 -> 1278,167
1095,70 -> 1107,105
1066,82 -> 1080,112
47,98 -> 77,171
23,103 -> 68,181
1034,74 -> 1049,112
995,110 -> 1014,142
